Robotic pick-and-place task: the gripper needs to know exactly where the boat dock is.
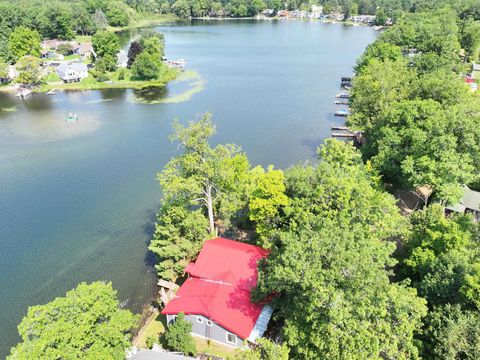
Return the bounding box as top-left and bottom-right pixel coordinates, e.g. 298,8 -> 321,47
331,125 -> 350,131
335,110 -> 350,117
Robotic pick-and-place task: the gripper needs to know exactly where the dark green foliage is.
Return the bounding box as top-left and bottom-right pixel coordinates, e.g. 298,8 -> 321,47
254,140 -> 427,359
164,313 -> 196,356
127,40 -> 142,68
131,51 -> 163,79
421,305 -> 480,360
149,203 -> 209,280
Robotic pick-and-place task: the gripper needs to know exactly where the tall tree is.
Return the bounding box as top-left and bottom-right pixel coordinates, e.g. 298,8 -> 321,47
7,26 -> 40,62
157,113 -> 251,234
8,282 -> 137,360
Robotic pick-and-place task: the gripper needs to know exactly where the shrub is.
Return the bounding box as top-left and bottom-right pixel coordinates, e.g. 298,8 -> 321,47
164,313 -> 196,356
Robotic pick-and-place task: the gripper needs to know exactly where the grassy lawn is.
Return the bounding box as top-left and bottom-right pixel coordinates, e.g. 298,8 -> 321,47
134,312 -> 166,348
63,54 -> 80,61
193,336 -> 239,358
40,67 -> 179,92
75,35 -> 92,43
108,13 -> 180,32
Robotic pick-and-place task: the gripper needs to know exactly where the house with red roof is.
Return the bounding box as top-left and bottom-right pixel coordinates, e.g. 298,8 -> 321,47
161,237 -> 273,348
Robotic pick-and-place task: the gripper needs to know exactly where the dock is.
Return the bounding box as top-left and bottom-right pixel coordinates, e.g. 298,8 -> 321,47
335,110 -> 350,117
332,132 -> 356,138
47,89 -> 57,95
331,125 -> 350,131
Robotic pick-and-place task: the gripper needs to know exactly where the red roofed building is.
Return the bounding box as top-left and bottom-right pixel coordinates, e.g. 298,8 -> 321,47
162,237 -> 273,348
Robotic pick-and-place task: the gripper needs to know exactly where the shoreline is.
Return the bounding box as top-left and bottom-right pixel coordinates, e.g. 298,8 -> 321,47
190,16 -> 382,28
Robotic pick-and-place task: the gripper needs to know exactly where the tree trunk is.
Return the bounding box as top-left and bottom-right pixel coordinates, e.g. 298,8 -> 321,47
206,184 -> 215,235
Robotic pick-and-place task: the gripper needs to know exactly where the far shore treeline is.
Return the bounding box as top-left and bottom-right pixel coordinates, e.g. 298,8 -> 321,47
5,0 -> 480,359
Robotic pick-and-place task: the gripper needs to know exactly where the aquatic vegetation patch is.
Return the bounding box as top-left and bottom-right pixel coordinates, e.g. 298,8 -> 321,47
132,70 -> 206,104
1,106 -> 18,112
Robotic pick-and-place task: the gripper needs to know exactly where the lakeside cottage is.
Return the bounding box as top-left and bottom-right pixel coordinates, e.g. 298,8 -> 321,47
161,238 -> 273,348
56,62 -> 89,83
445,185 -> 480,222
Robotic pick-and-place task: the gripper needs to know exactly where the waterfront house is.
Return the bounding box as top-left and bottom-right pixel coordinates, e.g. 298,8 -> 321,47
445,185 -> 480,221
162,238 -> 273,348
56,62 -> 88,83
74,42 -> 95,59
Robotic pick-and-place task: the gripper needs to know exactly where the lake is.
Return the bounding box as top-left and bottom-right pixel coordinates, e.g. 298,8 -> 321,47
0,20 -> 376,357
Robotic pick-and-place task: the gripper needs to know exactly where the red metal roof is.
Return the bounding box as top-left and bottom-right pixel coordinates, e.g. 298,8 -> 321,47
161,237 -> 269,339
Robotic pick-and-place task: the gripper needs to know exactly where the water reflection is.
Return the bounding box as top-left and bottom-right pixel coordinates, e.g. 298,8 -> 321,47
133,86 -> 169,102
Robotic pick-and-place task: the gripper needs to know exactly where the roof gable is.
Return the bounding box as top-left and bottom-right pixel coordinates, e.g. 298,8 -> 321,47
162,238 -> 269,339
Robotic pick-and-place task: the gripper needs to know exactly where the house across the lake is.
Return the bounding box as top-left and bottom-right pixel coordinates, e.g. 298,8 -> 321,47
56,62 -> 88,83
162,237 -> 273,348
445,185 -> 480,221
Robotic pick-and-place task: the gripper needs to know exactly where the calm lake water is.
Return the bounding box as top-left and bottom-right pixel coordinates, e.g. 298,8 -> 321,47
0,20 -> 376,357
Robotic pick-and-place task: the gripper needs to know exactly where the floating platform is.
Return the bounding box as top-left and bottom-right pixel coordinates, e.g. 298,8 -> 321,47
335,110 -> 350,117
336,92 -> 350,99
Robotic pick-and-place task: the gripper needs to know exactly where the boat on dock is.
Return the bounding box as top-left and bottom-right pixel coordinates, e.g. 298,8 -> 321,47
335,110 -> 350,117
336,92 -> 350,99
47,89 -> 57,95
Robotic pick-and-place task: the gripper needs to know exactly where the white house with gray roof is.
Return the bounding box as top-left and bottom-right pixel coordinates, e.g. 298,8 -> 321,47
445,185 -> 480,221
56,62 -> 88,83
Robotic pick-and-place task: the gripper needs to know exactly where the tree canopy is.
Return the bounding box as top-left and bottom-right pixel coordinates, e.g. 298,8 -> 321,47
8,282 -> 138,360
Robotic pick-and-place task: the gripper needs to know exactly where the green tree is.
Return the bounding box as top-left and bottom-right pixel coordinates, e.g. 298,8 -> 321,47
107,5 -> 129,27
8,26 -> 41,61
348,58 -> 414,129
131,51 -> 163,80
254,140 -> 426,359
95,54 -> 118,72
148,203 -> 209,280
164,313 -> 196,356
362,99 -> 479,202
94,9 -> 108,30
157,113 -> 251,235
421,304 -> 480,360
16,56 -> 41,86
460,19 -> 480,61
375,7 -> 387,25
172,0 -> 191,18
249,165 -> 288,246
92,30 -> 120,58
39,3 -> 75,40
355,41 -> 403,74
8,282 -> 138,360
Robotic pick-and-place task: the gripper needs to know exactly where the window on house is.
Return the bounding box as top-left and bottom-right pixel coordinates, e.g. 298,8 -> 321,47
206,320 -> 212,326
226,332 -> 237,345
196,316 -> 203,323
